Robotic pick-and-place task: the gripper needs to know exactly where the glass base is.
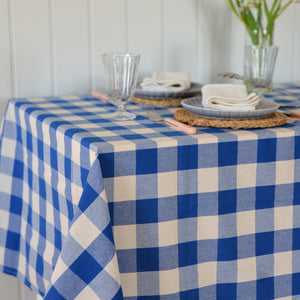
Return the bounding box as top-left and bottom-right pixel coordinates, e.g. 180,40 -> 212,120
105,109 -> 136,121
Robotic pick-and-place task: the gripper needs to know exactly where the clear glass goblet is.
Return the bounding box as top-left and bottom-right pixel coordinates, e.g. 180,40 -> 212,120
102,53 -> 140,121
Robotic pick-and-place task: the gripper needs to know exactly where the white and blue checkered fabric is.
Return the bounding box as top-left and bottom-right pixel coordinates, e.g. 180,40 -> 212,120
0,84 -> 300,299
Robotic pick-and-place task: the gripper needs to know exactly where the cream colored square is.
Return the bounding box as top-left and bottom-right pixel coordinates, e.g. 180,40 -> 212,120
44,162 -> 52,185
113,225 -> 137,250
46,200 -> 54,225
6,104 -> 16,122
110,140 -> 136,152
37,103 -> 58,108
114,176 -> 136,201
69,213 -> 101,249
71,182 -> 83,206
61,95 -> 80,100
19,111 -> 26,130
29,265 -> 37,287
31,191 -> 40,215
237,256 -> 257,282
31,153 -> 39,176
197,215 -> 218,240
62,115 -> 85,122
57,172 -> 66,196
115,120 -> 137,126
20,218 -> 27,239
237,163 -> 257,189
42,123 -> 50,146
274,251 -> 292,276
56,130 -> 65,155
77,123 -> 98,129
0,209 -> 9,231
0,138 -> 16,159
158,171 -> 177,198
83,106 -> 106,113
92,130 -> 117,137
237,210 -> 255,236
231,130 -> 258,141
75,285 -> 98,299
198,261 -> 217,288
159,268 -> 179,295
30,229 -> 39,251
274,206 -> 293,231
17,254 -> 26,275
71,139 -> 81,165
51,256 -> 68,282
43,240 -> 55,265
151,137 -> 178,148
120,272 -> 137,297
131,128 -> 156,134
22,181 -> 29,204
60,213 -> 69,238
104,253 -> 121,285
274,296 -> 292,300
271,128 -> 295,138
28,97 -> 47,102
29,115 -> 37,137
158,220 -> 178,247
195,133 -> 218,144
0,174 -> 12,195
276,160 -> 294,185
198,167 -> 218,193
0,247 -> 4,266
50,109 -> 70,115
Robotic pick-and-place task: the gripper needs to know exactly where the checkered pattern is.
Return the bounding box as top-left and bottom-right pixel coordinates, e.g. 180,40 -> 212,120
0,84 -> 300,299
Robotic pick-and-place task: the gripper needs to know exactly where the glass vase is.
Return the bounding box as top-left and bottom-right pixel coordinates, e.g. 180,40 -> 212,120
244,45 -> 279,94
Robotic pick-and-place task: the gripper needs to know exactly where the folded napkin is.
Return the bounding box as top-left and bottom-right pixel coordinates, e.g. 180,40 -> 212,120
202,84 -> 260,111
140,71 -> 191,92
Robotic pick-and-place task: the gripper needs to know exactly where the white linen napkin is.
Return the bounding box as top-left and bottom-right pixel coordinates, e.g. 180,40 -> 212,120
201,84 -> 260,111
140,71 -> 191,92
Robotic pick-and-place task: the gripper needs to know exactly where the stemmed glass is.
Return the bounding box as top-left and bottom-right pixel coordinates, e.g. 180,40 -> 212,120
102,53 -> 140,121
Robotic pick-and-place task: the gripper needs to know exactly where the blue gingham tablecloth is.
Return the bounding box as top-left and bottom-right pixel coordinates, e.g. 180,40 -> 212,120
0,83 -> 300,299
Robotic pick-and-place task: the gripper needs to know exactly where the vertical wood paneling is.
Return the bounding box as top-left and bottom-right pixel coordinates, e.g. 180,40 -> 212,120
0,0 -> 12,120
197,0 -> 233,84
273,5 -> 294,83
92,0 -> 127,92
13,0 -> 52,97
128,0 -> 162,80
293,4 -> 300,81
163,0 -> 198,80
53,0 -> 90,95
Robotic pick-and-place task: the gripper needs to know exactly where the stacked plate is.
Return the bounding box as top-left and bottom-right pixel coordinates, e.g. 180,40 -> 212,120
134,82 -> 203,101
181,97 -> 280,119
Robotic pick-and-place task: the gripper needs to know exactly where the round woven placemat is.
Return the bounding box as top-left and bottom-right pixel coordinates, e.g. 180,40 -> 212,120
174,108 -> 287,129
131,96 -> 182,107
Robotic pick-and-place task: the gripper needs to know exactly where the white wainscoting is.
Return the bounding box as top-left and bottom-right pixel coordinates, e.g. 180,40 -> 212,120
0,0 -> 299,299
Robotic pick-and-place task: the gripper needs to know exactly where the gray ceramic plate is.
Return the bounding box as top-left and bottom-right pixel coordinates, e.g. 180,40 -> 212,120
134,82 -> 203,99
181,97 -> 279,119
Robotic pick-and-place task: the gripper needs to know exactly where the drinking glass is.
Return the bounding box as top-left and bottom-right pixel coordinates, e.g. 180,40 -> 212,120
102,53 -> 140,120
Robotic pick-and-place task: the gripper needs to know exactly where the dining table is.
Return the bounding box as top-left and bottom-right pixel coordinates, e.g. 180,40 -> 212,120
0,83 -> 300,300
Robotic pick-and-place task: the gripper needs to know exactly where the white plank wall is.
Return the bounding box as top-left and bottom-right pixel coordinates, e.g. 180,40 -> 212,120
0,0 -> 299,299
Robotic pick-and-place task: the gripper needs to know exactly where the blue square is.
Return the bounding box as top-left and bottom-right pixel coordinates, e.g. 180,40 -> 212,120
293,228 -> 300,250
178,194 -> 198,219
13,160 -> 24,179
78,183 -> 98,212
117,249 -> 137,273
295,135 -> 300,159
158,147 -> 178,172
69,250 -> 102,284
136,198 -> 158,224
257,277 -> 274,300
257,138 -> 277,163
178,241 -> 198,267
159,245 -> 178,270
218,237 -> 237,261
219,190 -> 237,215
292,272 -> 300,295
99,152 -> 114,178
50,147 -> 58,171
198,192 -> 218,216
54,228 -> 62,250
237,235 -> 255,259
137,247 -> 159,271
114,151 -> 135,176
198,144 -> 218,168
6,231 -> 20,251
178,145 -> 198,170
217,283 -> 237,300
136,149 -> 157,175
39,216 -> 46,238
237,140 -> 257,164
26,131 -> 32,152
294,183 -> 300,205
256,186 -> 275,209
36,254 -> 44,276
10,195 -> 22,215
110,201 -> 136,226
256,232 -> 274,256
64,157 -> 71,180
218,141 -> 238,166
39,178 -> 46,199
180,289 -> 199,299
37,139 -> 44,160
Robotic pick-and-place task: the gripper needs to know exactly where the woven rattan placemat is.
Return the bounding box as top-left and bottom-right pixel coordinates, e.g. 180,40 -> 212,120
174,108 -> 287,129
131,94 -> 202,107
